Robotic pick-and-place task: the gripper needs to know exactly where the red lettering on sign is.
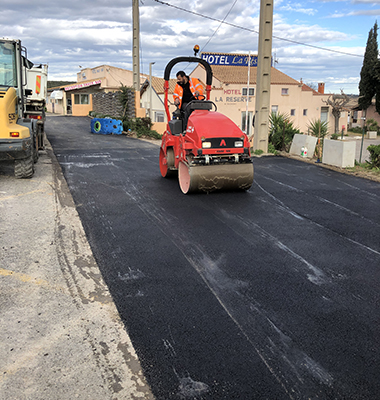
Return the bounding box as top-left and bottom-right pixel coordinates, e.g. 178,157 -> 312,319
220,139 -> 226,146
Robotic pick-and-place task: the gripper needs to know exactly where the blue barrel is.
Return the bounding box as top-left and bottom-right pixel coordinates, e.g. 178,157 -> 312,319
91,118 -> 123,135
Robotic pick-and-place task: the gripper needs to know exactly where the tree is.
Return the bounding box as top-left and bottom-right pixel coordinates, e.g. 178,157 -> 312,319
269,112 -> 301,151
358,22 -> 378,111
323,91 -> 350,134
307,119 -> 329,138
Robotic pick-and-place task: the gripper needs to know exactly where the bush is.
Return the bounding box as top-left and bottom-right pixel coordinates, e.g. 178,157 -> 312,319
123,117 -> 162,139
269,112 -> 301,151
267,143 -> 278,154
254,149 -> 264,155
331,133 -> 339,140
348,126 -> 363,134
367,144 -> 380,168
119,84 -> 134,118
307,119 -> 328,138
366,118 -> 379,132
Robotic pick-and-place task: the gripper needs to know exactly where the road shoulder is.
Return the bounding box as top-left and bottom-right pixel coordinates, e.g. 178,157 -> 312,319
0,141 -> 153,400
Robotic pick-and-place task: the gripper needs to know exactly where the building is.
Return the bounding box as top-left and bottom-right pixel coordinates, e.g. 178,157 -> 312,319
140,76 -> 178,133
48,54 -> 353,138
190,52 -> 347,136
47,65 -> 146,117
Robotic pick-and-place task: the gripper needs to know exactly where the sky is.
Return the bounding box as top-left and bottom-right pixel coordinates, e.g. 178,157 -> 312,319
1,0 -> 379,94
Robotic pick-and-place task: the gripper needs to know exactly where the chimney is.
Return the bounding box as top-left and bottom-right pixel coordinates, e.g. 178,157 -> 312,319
318,83 -> 325,94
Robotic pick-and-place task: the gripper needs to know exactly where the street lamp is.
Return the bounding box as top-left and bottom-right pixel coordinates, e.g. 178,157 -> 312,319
149,62 -> 155,121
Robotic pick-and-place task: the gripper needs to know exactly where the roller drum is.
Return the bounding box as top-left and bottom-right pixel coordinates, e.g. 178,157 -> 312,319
179,162 -> 254,194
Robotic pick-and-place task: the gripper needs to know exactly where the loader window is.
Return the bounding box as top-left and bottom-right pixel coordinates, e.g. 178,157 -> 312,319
0,41 -> 17,87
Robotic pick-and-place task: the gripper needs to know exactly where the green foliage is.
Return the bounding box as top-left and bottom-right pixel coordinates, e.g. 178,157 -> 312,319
348,126 -> 363,133
254,149 -> 264,155
119,84 -> 134,118
267,143 -> 278,155
269,111 -> 301,151
331,133 -> 339,140
123,117 -> 162,139
359,22 -> 379,111
47,80 -> 75,89
367,144 -> 380,168
307,119 -> 329,138
366,118 -> 379,131
89,112 -> 113,119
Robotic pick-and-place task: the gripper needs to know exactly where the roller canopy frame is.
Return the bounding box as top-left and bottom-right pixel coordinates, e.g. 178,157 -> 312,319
164,57 -> 213,122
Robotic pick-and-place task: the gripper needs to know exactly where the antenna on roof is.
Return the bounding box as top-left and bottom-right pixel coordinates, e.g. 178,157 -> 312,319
273,50 -> 279,67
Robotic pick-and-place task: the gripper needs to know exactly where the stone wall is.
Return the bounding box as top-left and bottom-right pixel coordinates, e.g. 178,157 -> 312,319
92,90 -> 135,119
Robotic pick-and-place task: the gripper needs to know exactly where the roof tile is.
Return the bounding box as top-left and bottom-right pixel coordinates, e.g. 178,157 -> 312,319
209,65 -> 300,86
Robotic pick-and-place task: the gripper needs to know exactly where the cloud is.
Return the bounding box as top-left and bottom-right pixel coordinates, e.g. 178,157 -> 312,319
278,3 -> 317,15
0,0 -> 369,93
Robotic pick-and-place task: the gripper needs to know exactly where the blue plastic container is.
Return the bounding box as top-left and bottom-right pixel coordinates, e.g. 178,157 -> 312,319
91,118 -> 123,135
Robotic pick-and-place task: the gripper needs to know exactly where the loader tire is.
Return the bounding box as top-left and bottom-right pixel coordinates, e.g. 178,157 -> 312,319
15,154 -> 34,179
33,136 -> 39,163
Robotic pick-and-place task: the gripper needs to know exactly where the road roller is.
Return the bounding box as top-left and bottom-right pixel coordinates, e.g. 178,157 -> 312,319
159,56 -> 254,194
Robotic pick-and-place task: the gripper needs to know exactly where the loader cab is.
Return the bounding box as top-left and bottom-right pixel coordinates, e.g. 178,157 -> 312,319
0,39 -> 33,118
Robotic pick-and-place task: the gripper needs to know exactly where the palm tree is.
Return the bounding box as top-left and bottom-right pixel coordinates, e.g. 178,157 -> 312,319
307,119 -> 328,138
269,111 -> 300,150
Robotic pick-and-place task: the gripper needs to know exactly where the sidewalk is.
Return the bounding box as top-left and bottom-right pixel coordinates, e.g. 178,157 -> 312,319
0,143 -> 153,400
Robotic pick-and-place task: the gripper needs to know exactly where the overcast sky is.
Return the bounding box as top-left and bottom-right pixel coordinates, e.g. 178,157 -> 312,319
1,0 -> 379,94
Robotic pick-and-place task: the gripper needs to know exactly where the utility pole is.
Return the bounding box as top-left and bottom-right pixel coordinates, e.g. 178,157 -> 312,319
149,62 -> 155,120
253,0 -> 273,152
132,0 -> 140,91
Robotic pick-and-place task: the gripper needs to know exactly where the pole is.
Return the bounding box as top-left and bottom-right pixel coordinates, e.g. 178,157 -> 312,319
149,62 -> 155,121
253,0 -> 273,152
245,51 -> 251,136
359,125 -> 365,164
132,0 -> 140,91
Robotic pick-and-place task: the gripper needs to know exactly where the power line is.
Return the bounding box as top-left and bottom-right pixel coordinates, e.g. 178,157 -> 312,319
152,0 -> 363,58
180,0 -> 238,74
201,0 -> 238,53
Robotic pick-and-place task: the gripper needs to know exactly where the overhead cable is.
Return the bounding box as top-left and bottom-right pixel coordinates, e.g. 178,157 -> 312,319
152,0 -> 363,58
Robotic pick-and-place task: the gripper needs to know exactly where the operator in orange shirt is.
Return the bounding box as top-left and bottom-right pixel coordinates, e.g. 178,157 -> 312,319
173,71 -> 204,130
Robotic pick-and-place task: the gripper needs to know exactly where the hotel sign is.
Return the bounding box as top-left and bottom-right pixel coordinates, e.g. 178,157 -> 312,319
201,53 -> 258,67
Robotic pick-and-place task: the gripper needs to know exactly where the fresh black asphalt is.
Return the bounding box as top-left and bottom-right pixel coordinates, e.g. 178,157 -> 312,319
47,116 -> 380,399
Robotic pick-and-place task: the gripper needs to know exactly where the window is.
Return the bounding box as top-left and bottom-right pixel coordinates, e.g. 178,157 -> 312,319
303,109 -> 307,116
321,106 -> 329,123
241,111 -> 253,136
242,88 -> 254,96
271,105 -> 278,115
291,109 -> 295,116
74,94 -> 89,105
155,111 -> 165,123
281,88 -> 289,95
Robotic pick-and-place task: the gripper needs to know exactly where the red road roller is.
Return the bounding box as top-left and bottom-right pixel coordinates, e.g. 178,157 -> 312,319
159,56 -> 254,194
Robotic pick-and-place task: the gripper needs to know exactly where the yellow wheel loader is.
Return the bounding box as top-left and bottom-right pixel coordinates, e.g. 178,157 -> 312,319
0,39 -> 41,178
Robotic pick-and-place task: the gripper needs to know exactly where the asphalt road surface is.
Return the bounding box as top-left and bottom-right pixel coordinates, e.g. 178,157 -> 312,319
47,116 -> 380,400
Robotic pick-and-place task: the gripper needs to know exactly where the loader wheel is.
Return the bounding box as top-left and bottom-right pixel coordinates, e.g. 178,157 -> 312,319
15,154 -> 34,179
159,148 -> 176,178
33,136 -> 39,163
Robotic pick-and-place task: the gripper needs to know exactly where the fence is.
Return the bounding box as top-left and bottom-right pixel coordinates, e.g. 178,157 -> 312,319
92,90 -> 136,119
